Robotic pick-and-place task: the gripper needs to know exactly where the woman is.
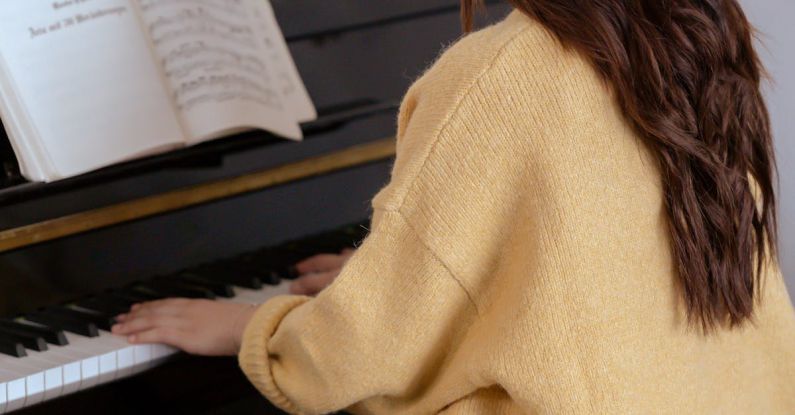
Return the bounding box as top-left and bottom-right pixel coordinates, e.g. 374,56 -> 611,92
113,1 -> 795,413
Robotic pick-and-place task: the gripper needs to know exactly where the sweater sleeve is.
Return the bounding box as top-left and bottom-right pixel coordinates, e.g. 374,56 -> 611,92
237,21 -> 542,413
238,208 -> 479,414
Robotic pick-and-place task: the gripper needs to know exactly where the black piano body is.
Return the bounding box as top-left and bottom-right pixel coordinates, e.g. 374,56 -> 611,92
0,2 -> 510,414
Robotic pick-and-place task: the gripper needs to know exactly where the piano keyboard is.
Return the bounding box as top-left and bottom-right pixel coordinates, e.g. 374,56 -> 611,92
0,222 -> 369,414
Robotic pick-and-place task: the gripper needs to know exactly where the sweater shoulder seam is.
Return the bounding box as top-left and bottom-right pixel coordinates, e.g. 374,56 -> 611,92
378,207 -> 483,316
385,23 -> 534,213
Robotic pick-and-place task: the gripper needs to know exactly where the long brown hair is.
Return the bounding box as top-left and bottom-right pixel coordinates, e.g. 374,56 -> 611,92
462,0 -> 778,331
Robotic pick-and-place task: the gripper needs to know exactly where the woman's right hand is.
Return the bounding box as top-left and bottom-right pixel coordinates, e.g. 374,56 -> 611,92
289,248 -> 356,296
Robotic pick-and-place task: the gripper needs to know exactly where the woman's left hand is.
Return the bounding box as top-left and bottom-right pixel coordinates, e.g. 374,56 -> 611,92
112,299 -> 257,356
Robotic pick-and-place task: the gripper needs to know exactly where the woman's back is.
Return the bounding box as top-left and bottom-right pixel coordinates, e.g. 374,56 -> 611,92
351,10 -> 795,413
111,6 -> 795,414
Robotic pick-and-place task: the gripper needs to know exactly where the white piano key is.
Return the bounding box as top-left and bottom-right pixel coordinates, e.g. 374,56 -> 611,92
22,350 -> 64,401
0,277 -> 296,410
228,288 -> 262,304
1,380 -> 6,415
91,332 -> 137,379
98,352 -> 117,383
91,331 -> 130,383
9,320 -> 81,396
61,331 -> 143,389
61,362 -> 81,396
231,282 -> 291,305
42,368 -> 62,401
132,344 -> 153,374
116,347 -> 135,379
26,375 -> 44,407
151,344 -> 178,362
0,355 -> 46,407
79,358 -> 99,390
0,369 -> 23,415
5,379 -> 25,413
0,369 -> 25,414
16,320 -> 98,394
93,335 -> 162,377
56,333 -> 103,391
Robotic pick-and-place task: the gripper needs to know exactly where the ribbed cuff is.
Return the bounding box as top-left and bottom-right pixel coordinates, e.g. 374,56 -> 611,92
238,295 -> 311,414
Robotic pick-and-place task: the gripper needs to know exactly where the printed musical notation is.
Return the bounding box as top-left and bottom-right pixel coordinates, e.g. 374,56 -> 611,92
174,73 -> 278,106
147,7 -> 254,46
138,0 -> 245,16
248,4 -> 299,99
161,40 -> 266,76
135,0 -> 281,112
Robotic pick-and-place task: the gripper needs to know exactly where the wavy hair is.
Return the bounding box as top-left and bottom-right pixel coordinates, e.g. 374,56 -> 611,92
462,0 -> 778,331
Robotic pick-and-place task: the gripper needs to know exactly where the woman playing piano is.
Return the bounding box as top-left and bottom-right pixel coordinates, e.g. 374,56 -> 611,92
113,0 -> 795,413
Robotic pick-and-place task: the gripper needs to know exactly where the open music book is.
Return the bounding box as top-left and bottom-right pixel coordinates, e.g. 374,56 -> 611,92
0,0 -> 315,182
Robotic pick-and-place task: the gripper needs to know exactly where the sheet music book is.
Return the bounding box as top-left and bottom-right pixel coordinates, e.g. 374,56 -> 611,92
0,0 -> 316,182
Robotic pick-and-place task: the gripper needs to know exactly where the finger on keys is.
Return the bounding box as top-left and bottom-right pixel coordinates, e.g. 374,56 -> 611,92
290,270 -> 340,295
126,299 -> 189,318
112,316 -> 182,336
294,254 -> 338,274
127,328 -> 181,346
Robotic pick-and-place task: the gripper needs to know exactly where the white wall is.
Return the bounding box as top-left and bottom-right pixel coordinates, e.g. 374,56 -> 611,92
740,0 -> 795,298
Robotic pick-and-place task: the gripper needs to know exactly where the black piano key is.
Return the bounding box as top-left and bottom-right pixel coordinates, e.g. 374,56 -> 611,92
240,249 -> 286,268
0,320 -> 68,346
214,260 -> 282,285
282,265 -> 300,280
112,288 -> 160,303
76,293 -> 138,316
0,327 -> 47,351
302,232 -> 354,253
47,307 -> 116,332
134,280 -> 216,299
237,251 -> 296,280
104,293 -> 138,308
283,241 -> 318,257
192,263 -> 263,289
162,274 -> 234,298
240,264 -> 283,285
128,286 -> 168,300
276,242 -> 314,261
74,294 -> 134,316
0,338 -> 27,358
25,311 -> 99,338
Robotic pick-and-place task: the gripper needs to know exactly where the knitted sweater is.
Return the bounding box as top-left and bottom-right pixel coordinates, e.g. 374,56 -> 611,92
239,10 -> 795,414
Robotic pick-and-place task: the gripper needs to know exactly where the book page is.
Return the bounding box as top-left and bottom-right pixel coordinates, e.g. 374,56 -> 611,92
247,0 -> 316,122
135,0 -> 308,143
0,0 -> 184,180
0,59 -> 50,181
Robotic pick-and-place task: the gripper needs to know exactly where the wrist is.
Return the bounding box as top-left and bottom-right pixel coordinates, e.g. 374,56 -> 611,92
231,304 -> 258,353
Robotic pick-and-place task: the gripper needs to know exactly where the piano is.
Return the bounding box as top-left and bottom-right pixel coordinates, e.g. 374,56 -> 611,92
0,1 -> 510,414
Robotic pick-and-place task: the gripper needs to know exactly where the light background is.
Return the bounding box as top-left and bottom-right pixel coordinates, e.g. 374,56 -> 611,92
740,1 -> 795,298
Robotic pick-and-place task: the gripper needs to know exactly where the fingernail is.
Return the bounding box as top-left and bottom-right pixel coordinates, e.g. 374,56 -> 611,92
116,314 -> 126,321
111,324 -> 121,333
131,304 -> 141,311
128,335 -> 136,343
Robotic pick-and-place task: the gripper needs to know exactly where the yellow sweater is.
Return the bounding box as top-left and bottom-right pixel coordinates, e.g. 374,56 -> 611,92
239,10 -> 795,414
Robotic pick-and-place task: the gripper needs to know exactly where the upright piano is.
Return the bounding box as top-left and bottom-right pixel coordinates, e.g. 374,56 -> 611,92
0,1 -> 509,413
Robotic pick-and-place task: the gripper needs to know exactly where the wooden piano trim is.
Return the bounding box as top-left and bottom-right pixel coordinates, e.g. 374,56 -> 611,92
0,137 -> 396,253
